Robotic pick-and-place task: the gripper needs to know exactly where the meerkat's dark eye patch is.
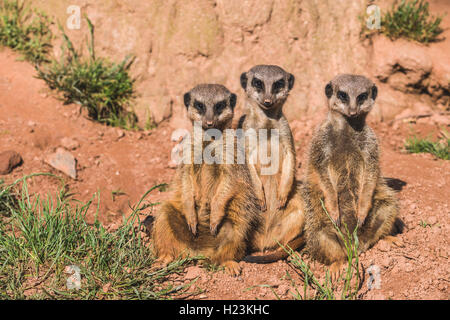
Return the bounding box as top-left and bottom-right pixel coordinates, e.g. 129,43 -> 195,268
214,100 -> 227,114
272,79 -> 285,94
230,93 -> 237,109
183,92 -> 191,109
337,91 -> 349,103
288,73 -> 295,90
371,85 -> 378,100
240,73 -> 248,90
251,78 -> 264,91
193,100 -> 205,113
357,92 -> 369,105
325,83 -> 333,98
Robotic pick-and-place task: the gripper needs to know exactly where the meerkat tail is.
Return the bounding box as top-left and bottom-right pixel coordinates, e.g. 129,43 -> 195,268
243,235 -> 306,264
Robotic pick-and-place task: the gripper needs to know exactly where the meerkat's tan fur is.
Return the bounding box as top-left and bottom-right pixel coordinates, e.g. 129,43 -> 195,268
152,84 -> 261,275
303,74 -> 400,271
238,65 -> 306,262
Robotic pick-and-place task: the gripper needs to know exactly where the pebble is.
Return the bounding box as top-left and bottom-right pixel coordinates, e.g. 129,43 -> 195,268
0,150 -> 23,174
45,148 -> 77,179
60,137 -> 80,150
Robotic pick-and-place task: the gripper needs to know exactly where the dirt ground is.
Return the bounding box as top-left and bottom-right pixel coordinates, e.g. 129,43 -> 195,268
0,45 -> 449,300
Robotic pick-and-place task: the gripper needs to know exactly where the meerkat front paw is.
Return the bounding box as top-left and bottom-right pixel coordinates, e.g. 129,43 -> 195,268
258,196 -> 267,212
185,209 -> 198,236
209,215 -> 221,236
329,260 -> 345,282
277,191 -> 289,210
155,255 -> 174,268
382,235 -> 405,248
210,203 -> 225,236
222,261 -> 242,277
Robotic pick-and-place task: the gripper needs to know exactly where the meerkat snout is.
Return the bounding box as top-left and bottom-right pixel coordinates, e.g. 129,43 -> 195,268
325,74 -> 377,119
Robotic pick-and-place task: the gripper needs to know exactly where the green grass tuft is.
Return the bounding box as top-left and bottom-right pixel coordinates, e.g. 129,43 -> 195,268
36,17 -> 138,130
283,200 -> 361,300
381,0 -> 444,43
0,0 -> 52,64
405,135 -> 449,160
0,174 -> 195,300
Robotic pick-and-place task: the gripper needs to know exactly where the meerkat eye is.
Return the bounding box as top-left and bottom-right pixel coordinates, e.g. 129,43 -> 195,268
193,101 -> 205,113
337,91 -> 349,103
357,92 -> 369,105
214,100 -> 227,114
272,79 -> 285,94
251,78 -> 264,91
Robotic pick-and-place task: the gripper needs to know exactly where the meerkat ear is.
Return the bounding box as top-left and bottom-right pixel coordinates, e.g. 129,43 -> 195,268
230,93 -> 237,109
240,72 -> 248,89
325,82 -> 333,99
183,92 -> 191,109
371,85 -> 378,101
288,73 -> 295,90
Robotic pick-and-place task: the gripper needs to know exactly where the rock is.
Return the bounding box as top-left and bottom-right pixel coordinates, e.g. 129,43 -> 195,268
373,37 -> 432,92
45,148 -> 77,179
404,263 -> 414,273
430,114 -> 449,126
428,216 -> 437,225
117,129 -> 125,139
0,150 -> 23,174
184,266 -> 203,280
276,284 -> 291,296
60,137 -> 80,150
377,240 -> 391,252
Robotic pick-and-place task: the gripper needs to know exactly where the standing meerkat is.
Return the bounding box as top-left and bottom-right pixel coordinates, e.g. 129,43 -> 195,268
238,65 -> 306,262
152,84 -> 261,276
303,74 -> 400,270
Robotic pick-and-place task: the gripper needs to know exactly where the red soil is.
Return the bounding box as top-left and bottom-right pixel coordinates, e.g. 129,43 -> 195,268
0,47 -> 448,300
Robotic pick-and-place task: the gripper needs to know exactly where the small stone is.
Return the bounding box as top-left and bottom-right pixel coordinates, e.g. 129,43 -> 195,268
102,282 -> 111,293
428,216 -> 437,225
117,129 -> 125,139
198,294 -> 207,299
60,137 -> 80,150
377,240 -> 391,252
0,150 -> 23,174
404,263 -> 414,273
430,114 -> 449,126
184,266 -> 202,280
276,284 -> 290,296
45,148 -> 77,179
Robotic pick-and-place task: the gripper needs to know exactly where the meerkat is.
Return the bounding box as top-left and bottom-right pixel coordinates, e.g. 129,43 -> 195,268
238,65 -> 306,262
152,84 -> 261,276
303,74 -> 400,270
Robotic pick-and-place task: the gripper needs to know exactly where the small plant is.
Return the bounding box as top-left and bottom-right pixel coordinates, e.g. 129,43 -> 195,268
283,200 -> 361,300
0,0 -> 52,64
405,134 -> 449,160
36,17 -> 138,129
0,174 -> 195,299
419,220 -> 432,228
381,0 -> 444,43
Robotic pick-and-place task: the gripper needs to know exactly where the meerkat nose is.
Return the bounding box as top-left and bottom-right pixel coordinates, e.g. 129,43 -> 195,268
206,121 -> 214,127
263,99 -> 272,107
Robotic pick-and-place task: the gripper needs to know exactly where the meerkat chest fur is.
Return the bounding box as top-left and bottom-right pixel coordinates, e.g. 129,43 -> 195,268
244,99 -> 295,174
